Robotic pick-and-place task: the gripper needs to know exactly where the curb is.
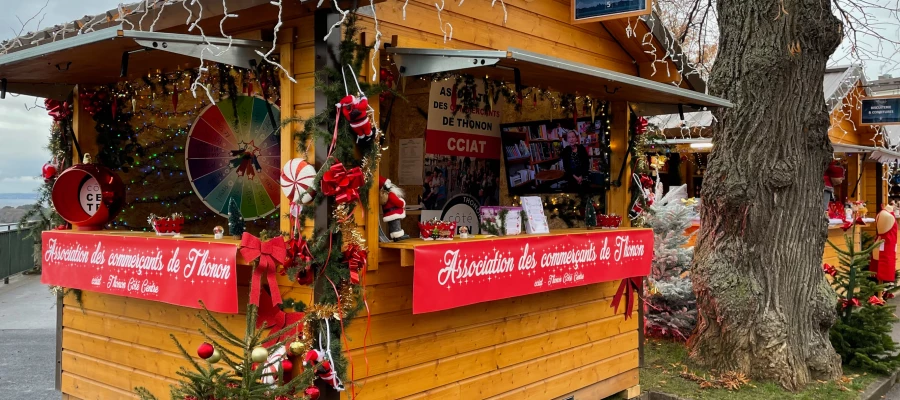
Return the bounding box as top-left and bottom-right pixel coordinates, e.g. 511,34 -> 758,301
861,369 -> 900,400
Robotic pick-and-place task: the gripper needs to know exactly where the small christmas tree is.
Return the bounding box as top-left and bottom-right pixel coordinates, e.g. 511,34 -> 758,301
584,198 -> 597,229
228,198 -> 245,239
828,232 -> 900,374
134,302 -> 304,400
643,187 -> 697,341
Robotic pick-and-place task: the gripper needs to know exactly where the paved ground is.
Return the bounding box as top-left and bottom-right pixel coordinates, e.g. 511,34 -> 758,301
0,274 -> 60,400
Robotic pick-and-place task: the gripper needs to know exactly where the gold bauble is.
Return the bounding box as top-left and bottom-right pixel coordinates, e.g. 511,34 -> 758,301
251,346 -> 269,363
207,349 -> 221,363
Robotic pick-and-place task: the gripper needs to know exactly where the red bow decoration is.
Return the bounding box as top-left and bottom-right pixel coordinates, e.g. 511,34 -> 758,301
841,297 -> 860,309
344,244 -> 367,285
635,117 -> 649,136
256,289 -> 304,346
239,233 -> 287,307
822,263 -> 836,276
321,162 -> 363,204
868,295 -> 886,306
283,238 -> 314,285
639,174 -> 654,189
886,292 -> 896,300
44,99 -> 72,122
611,277 -> 642,319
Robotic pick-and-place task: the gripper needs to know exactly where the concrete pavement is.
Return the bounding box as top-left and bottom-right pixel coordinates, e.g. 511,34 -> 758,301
0,273 -> 60,400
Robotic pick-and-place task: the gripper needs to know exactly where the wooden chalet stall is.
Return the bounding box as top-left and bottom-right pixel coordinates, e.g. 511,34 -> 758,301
0,1 -> 731,399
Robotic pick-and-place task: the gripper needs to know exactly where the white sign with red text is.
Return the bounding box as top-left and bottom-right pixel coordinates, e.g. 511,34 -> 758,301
412,229 -> 653,313
41,231 -> 238,313
426,81 -> 502,159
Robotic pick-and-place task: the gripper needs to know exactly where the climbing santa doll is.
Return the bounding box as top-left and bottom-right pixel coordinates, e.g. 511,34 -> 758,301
380,176 -> 409,241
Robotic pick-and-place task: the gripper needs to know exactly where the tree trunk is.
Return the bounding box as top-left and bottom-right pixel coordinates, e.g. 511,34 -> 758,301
688,0 -> 844,391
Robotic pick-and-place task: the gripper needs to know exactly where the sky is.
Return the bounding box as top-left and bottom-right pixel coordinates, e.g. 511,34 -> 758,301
0,0 -> 896,194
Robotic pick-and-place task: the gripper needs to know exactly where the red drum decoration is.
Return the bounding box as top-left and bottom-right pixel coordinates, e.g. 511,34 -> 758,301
51,164 -> 125,231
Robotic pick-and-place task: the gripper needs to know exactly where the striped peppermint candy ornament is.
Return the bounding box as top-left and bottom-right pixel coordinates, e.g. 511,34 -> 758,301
280,158 -> 317,205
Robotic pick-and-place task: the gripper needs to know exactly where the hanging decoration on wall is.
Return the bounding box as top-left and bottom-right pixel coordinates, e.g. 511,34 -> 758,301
51,158 -> 126,231
185,95 -> 282,220
281,157 -> 318,205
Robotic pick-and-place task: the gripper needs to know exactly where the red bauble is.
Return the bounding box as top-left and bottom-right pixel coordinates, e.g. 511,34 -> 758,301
282,359 -> 293,372
42,163 -> 58,180
304,386 -> 321,400
197,342 -> 215,359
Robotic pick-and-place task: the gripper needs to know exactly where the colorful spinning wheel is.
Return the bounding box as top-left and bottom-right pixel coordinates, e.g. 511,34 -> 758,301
185,96 -> 281,220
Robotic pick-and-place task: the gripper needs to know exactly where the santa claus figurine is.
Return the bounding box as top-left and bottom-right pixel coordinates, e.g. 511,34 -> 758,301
380,176 -> 409,241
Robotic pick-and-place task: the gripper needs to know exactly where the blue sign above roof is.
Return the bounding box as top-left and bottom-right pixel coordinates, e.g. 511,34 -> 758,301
862,97 -> 900,126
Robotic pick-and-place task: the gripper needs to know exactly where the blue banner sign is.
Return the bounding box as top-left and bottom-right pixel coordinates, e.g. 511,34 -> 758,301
862,97 -> 900,125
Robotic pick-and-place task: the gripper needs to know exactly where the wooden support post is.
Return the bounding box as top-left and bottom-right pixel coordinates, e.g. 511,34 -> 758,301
71,85 -> 99,162
608,102 -> 631,222
278,28 -> 296,233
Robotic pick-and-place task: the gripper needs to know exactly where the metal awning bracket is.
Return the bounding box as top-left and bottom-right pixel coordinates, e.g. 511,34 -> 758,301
391,49 -> 504,77
133,37 -> 265,70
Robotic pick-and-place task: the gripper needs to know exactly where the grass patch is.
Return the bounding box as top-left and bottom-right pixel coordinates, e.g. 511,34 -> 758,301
641,338 -> 878,400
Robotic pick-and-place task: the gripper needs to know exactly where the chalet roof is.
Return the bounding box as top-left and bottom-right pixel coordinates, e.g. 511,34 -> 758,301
0,0 -> 273,56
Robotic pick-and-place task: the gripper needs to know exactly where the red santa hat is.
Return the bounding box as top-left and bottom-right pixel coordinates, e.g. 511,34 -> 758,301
824,160 -> 845,189
379,176 -> 406,223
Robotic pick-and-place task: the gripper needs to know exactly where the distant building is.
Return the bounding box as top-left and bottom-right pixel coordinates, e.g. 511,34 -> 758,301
871,74 -> 900,96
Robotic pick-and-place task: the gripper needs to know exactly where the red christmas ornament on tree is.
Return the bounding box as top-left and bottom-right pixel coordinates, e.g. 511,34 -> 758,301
304,386 -> 321,400
281,358 -> 293,372
42,162 -> 58,181
868,295 -> 886,306
197,342 -> 215,359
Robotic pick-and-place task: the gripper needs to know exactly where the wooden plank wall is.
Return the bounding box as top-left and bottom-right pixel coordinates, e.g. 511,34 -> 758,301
342,251 -> 640,399
60,267 -> 313,399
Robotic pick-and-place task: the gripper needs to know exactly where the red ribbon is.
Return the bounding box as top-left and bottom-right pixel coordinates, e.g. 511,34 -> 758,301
239,233 -> 287,307
44,99 -> 72,122
611,277 -> 642,319
321,162 -> 363,204
344,244 -> 367,285
822,263 -> 837,276
256,289 -> 304,346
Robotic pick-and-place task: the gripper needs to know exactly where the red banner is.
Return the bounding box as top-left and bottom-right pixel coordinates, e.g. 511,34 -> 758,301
413,229 -> 653,314
425,129 -> 502,159
41,231 -> 239,313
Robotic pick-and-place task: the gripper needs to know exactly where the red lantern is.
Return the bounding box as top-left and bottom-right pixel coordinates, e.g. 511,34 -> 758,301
51,163 -> 125,231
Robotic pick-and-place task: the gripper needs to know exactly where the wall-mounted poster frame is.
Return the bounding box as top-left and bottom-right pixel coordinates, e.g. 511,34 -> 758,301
571,0 -> 652,24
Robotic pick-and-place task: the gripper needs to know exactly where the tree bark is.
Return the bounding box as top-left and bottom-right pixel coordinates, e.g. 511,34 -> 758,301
688,0 -> 844,391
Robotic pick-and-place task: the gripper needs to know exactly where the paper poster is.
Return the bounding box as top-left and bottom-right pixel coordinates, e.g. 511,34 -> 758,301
425,81 -> 502,159
520,196 -> 550,234
423,81 -> 503,210
398,138 -> 425,186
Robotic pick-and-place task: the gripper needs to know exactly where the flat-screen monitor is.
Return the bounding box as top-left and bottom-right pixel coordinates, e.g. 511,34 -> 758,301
501,117 -> 610,195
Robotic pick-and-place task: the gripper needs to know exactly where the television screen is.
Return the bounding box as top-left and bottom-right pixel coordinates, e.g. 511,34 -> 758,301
501,116 -> 611,195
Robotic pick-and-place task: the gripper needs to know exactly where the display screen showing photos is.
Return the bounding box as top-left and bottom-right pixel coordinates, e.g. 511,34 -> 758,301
501,116 -> 611,195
